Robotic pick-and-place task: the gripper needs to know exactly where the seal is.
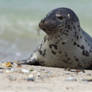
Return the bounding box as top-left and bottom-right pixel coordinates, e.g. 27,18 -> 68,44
22,8 -> 92,69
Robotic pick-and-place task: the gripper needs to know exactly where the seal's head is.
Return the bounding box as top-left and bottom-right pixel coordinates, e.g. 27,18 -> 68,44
39,8 -> 79,35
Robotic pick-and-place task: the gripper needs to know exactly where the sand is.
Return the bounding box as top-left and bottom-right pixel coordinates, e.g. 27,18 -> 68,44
0,64 -> 92,92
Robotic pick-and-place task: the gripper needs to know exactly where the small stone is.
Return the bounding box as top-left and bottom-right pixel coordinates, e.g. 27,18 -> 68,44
5,70 -> 12,73
13,63 -> 18,67
82,78 -> 92,82
30,69 -> 34,72
65,77 -> 77,81
31,70 -> 38,75
27,74 -> 35,81
5,68 -> 16,73
87,73 -> 91,76
0,67 -> 4,69
8,75 -> 16,81
64,71 -> 70,75
10,68 -> 16,72
21,69 -> 29,73
2,62 -> 13,67
37,72 -> 40,77
0,69 -> 3,73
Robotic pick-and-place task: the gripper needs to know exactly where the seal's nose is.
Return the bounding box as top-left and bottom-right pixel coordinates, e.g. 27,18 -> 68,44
39,18 -> 49,28
39,19 -> 44,28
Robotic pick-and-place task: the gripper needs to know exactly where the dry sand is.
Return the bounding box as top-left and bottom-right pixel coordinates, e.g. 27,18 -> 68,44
0,64 -> 92,92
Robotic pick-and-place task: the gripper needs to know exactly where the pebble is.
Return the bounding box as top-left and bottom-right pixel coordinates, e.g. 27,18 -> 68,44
27,74 -> 35,81
37,72 -> 40,77
8,75 -> 16,81
65,76 -> 77,81
0,69 -> 3,73
2,62 -> 13,67
0,62 -> 53,82
21,69 -> 30,73
82,78 -> 92,82
64,72 -> 70,75
5,70 -> 12,73
70,69 -> 85,73
0,67 -> 4,69
10,68 -> 16,72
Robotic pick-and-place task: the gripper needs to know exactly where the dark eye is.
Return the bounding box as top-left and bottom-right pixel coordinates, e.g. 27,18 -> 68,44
57,16 -> 64,20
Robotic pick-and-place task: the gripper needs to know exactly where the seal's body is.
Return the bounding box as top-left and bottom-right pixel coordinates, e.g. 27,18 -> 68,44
24,8 -> 92,69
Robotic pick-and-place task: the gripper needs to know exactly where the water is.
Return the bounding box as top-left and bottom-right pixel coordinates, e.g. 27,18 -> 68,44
0,0 -> 92,62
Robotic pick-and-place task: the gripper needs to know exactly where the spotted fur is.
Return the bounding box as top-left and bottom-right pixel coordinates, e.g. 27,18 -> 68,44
24,8 -> 92,69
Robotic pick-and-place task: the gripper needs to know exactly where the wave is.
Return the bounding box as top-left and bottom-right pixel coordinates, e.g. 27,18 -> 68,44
0,15 -> 40,35
0,15 -> 43,61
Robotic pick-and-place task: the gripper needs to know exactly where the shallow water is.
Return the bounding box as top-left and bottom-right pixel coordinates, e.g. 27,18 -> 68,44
0,0 -> 92,62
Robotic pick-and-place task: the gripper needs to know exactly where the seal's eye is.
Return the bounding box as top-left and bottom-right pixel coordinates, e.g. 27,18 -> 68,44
57,16 -> 64,20
56,14 -> 64,20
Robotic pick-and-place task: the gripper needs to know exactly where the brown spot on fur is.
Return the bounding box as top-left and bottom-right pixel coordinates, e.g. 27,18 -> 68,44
62,59 -> 68,63
80,36 -> 82,39
44,36 -> 47,43
49,44 -> 58,50
38,49 -> 46,56
80,45 -> 85,50
77,44 -> 80,47
76,36 -> 79,40
65,52 -> 68,57
73,26 -> 76,29
77,25 -> 80,28
82,50 -> 89,56
68,25 -> 71,29
75,58 -> 79,61
62,42 -> 66,45
51,50 -> 56,55
59,51 -> 62,54
67,57 -> 71,61
73,42 -> 77,45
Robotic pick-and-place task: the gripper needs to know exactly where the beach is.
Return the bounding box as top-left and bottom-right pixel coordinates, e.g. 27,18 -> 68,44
0,63 -> 92,92
0,0 -> 92,92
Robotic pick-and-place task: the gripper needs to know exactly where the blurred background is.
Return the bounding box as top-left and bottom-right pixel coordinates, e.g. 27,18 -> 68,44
0,0 -> 92,62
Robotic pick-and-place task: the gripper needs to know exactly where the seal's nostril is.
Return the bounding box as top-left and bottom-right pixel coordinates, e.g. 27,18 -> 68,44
39,20 -> 45,28
39,22 -> 42,28
39,19 -> 48,28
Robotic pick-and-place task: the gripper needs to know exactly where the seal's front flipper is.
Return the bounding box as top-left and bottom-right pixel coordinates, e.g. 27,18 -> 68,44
17,53 -> 40,66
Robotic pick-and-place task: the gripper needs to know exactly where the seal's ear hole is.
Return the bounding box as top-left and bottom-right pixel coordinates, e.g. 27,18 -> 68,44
56,16 -> 64,20
67,14 -> 71,19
